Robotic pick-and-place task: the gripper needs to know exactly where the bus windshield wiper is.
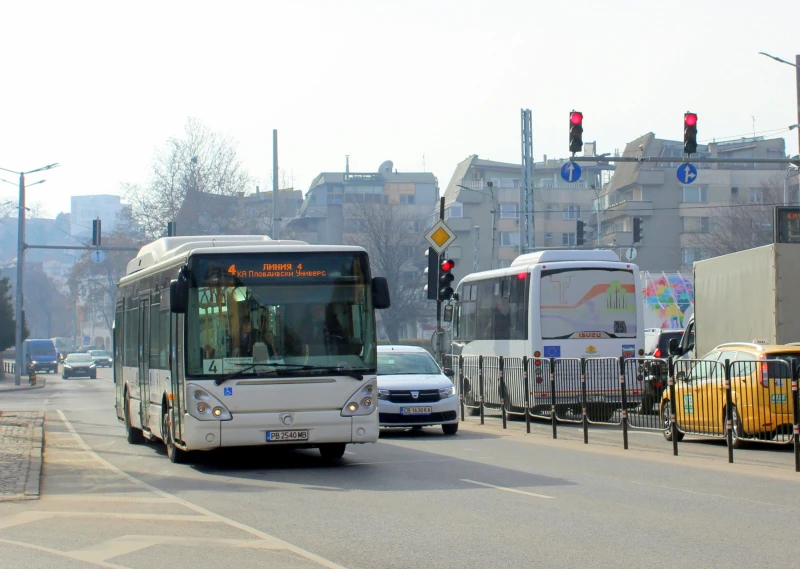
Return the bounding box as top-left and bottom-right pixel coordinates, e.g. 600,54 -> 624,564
215,362 -> 368,385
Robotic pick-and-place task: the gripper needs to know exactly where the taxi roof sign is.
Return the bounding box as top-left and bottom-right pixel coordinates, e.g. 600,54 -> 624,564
752,339 -> 768,344
424,220 -> 457,254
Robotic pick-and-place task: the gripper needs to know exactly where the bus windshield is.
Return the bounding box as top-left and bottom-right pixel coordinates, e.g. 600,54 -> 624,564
186,252 -> 376,378
540,267 -> 637,339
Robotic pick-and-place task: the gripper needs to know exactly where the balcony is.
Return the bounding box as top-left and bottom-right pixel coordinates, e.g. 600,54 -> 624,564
445,217 -> 475,232
599,230 -> 633,248
603,200 -> 653,221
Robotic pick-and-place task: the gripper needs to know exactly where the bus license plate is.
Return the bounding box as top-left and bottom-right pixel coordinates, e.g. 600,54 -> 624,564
266,430 -> 308,442
401,406 -> 432,415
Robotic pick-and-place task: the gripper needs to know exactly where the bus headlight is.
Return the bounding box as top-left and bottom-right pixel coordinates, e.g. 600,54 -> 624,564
342,380 -> 378,417
187,384 -> 232,421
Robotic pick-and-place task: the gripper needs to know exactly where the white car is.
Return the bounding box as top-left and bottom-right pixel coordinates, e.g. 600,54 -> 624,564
377,345 -> 459,435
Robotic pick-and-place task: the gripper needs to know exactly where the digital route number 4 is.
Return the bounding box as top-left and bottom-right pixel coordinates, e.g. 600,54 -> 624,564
203,359 -> 222,374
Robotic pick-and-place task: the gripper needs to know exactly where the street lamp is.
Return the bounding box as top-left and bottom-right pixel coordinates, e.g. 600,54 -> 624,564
0,162 -> 59,386
759,52 -> 800,156
456,183 -> 498,269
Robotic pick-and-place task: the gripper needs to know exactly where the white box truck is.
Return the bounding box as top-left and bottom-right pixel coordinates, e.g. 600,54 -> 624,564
671,244 -> 800,359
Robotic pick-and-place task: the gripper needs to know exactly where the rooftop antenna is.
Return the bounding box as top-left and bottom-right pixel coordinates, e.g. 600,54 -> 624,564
751,115 -> 756,139
346,155 -> 350,174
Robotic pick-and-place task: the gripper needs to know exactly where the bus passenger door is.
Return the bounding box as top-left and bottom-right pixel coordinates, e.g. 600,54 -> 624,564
138,297 -> 151,431
114,300 -> 124,421
169,312 -> 183,442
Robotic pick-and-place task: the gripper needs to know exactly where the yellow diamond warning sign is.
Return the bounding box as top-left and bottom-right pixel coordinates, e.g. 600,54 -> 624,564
424,220 -> 456,254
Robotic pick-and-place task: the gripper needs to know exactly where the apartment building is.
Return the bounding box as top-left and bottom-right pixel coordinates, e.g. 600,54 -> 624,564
596,134 -> 787,272
439,152 -> 609,285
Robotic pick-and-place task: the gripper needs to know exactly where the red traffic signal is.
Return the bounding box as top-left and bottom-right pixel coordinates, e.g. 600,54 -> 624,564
684,112 -> 698,127
684,111 -> 698,155
440,259 -> 455,272
570,111 -> 583,125
569,110 -> 584,154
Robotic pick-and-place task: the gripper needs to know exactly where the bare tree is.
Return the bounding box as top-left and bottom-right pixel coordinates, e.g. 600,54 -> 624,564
687,178 -> 786,257
0,200 -> 16,218
125,117 -> 253,239
344,203 -> 428,343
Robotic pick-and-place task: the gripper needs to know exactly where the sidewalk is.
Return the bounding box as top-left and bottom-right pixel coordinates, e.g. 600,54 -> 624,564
0,410 -> 44,501
0,376 -> 47,392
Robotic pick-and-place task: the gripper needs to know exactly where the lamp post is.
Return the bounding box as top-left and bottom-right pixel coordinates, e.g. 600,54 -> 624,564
759,52 -> 800,156
0,163 -> 59,385
456,183 -> 498,269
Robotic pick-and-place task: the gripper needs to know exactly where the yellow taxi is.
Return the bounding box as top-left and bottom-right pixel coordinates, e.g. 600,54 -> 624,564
661,343 -> 796,447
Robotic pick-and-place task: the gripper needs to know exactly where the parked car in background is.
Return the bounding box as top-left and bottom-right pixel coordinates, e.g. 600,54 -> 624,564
22,339 -> 59,374
640,328 -> 684,415
62,353 -> 97,379
89,350 -> 112,368
377,345 -> 459,435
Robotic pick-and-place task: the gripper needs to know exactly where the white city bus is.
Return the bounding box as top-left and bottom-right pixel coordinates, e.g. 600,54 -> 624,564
450,250 -> 645,419
113,235 -> 390,463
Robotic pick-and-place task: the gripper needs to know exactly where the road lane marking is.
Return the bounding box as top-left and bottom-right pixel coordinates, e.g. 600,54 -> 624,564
57,410 -> 351,569
460,478 -> 555,499
0,537 -> 126,569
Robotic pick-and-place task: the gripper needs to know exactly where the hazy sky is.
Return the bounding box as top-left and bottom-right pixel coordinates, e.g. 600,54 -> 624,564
1,0 -> 797,222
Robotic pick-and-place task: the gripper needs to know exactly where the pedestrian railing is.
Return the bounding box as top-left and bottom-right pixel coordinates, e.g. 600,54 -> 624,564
446,353 -> 800,472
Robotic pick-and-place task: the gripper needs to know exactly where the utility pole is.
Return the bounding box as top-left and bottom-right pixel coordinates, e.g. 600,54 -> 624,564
272,129 -> 279,240
14,173 -> 25,386
520,109 -> 534,253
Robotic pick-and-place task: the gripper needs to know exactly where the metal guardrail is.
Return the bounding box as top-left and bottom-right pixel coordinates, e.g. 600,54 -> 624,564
447,353 -> 800,472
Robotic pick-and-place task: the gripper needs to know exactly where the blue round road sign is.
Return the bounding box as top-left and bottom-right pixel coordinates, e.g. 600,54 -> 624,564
676,163 -> 698,185
560,162 -> 582,183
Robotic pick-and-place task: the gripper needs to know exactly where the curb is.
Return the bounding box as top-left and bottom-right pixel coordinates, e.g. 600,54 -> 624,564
24,412 -> 44,500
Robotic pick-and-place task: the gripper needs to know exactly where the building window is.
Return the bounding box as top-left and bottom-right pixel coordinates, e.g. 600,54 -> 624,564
499,204 -> 518,219
749,188 -> 764,203
562,232 -> 576,246
681,216 -> 710,233
682,186 -> 707,203
563,205 -> 580,220
500,232 -> 520,247
544,204 -> 554,220
731,186 -> 739,198
447,202 -> 463,219
544,232 -> 553,246
682,247 -> 710,264
399,194 -> 415,205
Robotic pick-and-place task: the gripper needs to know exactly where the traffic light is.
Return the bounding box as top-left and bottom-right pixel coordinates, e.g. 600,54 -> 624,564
569,111 -> 584,154
167,221 -> 177,237
576,220 -> 585,246
92,218 -> 102,247
424,247 -> 438,300
439,259 -> 455,301
632,217 -> 642,243
684,112 -> 698,155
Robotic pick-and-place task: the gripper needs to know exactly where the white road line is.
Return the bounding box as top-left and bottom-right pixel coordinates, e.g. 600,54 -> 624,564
460,478 -> 555,500
56,410 -> 350,569
0,537 -> 126,569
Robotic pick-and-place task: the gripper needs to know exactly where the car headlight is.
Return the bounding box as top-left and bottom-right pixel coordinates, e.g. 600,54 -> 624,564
64,365 -> 72,369
378,389 -> 390,400
90,363 -> 96,368
439,385 -> 456,398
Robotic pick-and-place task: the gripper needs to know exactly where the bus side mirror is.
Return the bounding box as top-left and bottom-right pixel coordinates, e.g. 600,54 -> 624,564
443,304 -> 453,323
372,277 -> 391,310
170,279 -> 188,314
668,337 -> 681,356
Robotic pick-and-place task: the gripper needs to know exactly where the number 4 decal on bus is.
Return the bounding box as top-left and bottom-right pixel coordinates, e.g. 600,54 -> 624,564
203,359 -> 222,374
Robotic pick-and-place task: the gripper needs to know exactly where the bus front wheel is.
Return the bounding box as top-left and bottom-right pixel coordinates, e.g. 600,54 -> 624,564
319,443 -> 346,461
162,410 -> 188,464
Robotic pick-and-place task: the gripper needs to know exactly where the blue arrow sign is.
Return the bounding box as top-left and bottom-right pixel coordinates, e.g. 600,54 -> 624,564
677,163 -> 698,185
560,162 -> 582,183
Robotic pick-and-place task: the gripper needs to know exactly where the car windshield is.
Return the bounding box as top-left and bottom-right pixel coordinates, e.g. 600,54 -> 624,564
30,343 -> 56,356
90,351 -> 108,357
66,354 -> 92,363
377,352 -> 441,375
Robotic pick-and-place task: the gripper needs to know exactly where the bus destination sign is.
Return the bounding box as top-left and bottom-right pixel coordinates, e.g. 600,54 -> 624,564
226,263 -> 327,279
774,206 -> 800,244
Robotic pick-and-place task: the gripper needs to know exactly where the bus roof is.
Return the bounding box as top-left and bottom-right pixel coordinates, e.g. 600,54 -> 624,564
127,235 -> 287,275
510,249 -> 620,266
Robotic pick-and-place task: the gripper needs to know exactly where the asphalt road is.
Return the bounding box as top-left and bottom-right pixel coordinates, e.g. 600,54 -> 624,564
1,367 -> 799,569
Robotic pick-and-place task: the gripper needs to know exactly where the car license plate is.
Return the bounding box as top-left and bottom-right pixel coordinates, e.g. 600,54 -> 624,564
401,406 -> 432,415
771,394 -> 787,404
266,430 -> 308,442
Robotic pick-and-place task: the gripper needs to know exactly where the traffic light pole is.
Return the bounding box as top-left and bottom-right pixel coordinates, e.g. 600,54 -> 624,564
436,197 -> 444,361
